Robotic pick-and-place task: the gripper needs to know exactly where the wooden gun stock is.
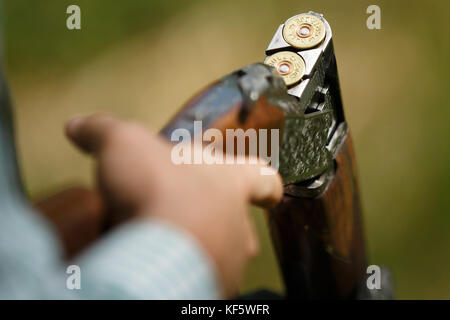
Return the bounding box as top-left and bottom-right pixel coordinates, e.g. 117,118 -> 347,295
160,78 -> 286,145
268,134 -> 367,299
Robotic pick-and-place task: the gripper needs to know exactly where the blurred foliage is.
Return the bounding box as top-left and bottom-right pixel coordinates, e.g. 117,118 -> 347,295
2,0 -> 450,298
3,0 -> 204,73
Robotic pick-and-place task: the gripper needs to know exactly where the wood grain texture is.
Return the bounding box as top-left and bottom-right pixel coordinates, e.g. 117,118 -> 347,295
267,133 -> 367,299
161,80 -> 286,157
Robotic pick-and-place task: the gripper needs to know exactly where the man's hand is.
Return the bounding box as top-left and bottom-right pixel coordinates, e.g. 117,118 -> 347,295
65,114 -> 283,298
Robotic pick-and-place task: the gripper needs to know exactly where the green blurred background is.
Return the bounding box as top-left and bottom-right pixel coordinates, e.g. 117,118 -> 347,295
2,0 -> 450,299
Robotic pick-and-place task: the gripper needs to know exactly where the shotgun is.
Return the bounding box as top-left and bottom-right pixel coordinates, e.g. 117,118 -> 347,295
36,12 -> 393,299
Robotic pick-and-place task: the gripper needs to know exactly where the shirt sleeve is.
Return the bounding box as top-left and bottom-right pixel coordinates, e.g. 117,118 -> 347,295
0,192 -> 221,299
75,219 -> 221,299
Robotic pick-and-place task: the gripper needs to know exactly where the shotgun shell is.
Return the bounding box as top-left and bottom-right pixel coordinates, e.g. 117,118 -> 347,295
282,13 -> 326,49
265,51 -> 306,86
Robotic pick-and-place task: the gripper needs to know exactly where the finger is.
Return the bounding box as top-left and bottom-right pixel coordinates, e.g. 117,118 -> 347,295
65,114 -> 124,154
238,158 -> 283,208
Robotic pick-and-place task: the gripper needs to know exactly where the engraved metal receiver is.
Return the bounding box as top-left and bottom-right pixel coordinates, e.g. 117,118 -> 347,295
162,12 -> 346,196
264,12 -> 347,197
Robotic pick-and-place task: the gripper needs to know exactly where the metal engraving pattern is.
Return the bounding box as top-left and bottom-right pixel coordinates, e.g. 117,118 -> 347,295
279,111 -> 333,184
265,12 -> 348,196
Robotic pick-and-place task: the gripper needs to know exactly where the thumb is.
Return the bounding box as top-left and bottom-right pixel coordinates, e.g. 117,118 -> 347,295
65,114 -> 125,154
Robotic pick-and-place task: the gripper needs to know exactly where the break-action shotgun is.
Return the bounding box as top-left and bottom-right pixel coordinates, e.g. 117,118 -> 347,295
35,12 -> 393,299
161,12 -> 393,299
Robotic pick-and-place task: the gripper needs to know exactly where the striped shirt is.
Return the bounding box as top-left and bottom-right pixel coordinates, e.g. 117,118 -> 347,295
0,198 -> 220,299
